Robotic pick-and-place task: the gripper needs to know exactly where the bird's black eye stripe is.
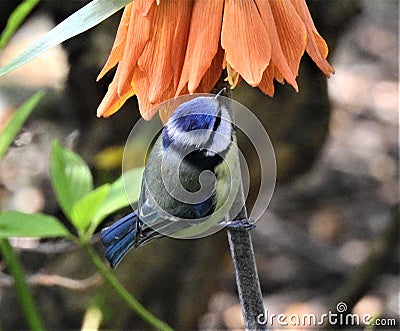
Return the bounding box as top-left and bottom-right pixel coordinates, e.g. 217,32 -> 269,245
213,113 -> 221,131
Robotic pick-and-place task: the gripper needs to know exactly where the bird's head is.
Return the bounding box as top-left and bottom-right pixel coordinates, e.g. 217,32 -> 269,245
162,96 -> 233,157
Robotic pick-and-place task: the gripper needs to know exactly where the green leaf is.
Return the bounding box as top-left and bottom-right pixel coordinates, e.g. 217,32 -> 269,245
0,0 -> 40,50
88,167 -> 144,234
0,91 -> 44,160
0,211 -> 70,238
71,184 -> 111,232
50,141 -> 93,220
0,0 -> 133,77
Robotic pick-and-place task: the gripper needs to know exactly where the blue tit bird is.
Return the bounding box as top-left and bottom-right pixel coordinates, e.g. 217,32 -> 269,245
101,95 -> 241,268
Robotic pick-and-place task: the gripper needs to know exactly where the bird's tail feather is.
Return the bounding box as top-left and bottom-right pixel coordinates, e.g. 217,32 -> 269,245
101,212 -> 138,268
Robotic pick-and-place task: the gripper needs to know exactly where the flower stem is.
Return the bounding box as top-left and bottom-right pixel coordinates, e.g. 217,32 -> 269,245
0,239 -> 45,331
227,227 -> 266,330
86,245 -> 174,331
227,186 -> 267,330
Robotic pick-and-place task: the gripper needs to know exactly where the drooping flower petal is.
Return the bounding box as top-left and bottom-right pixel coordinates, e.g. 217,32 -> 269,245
221,0 -> 271,86
196,45 -> 225,93
290,0 -> 335,76
255,0 -> 299,90
171,1 -> 194,91
97,3 -> 133,80
135,0 -> 158,16
268,0 -> 307,77
117,3 -> 153,96
137,0 -> 192,104
258,62 -> 276,96
176,0 -> 224,95
273,65 -> 285,84
97,75 -> 135,117
132,68 -> 174,120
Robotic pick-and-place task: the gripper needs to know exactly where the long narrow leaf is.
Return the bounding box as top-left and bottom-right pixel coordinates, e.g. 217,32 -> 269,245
0,0 -> 132,77
0,239 -> 44,330
0,90 -> 44,160
0,0 -> 40,50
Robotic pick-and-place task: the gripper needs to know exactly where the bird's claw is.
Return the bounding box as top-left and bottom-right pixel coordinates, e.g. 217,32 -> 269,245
226,219 -> 256,230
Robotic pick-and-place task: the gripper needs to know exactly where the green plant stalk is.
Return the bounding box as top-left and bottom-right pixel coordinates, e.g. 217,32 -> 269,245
0,90 -> 44,160
0,239 -> 44,331
86,246 -> 174,331
0,0 -> 40,50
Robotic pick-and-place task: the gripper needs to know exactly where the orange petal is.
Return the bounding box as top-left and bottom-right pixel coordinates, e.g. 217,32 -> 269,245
221,0 -> 271,86
132,68 -> 175,121
254,0 -> 298,91
97,79 -> 135,117
290,0 -> 334,76
97,3 -> 133,81
274,65 -> 285,84
134,0 -> 157,16
170,1 -> 193,91
196,45 -> 225,93
259,63 -> 275,96
176,0 -> 224,95
117,5 -> 153,96
268,0 -> 307,77
137,0 -> 192,103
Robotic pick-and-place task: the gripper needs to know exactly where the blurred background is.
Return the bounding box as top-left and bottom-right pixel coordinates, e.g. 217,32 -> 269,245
0,0 -> 398,329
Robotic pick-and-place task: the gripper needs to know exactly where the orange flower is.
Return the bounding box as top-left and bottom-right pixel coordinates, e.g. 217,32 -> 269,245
97,0 -> 334,120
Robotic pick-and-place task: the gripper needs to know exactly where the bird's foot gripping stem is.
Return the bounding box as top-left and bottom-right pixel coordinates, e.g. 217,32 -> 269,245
225,219 -> 256,230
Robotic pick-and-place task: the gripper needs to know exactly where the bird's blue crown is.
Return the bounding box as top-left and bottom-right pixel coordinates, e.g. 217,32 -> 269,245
162,97 -> 220,150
